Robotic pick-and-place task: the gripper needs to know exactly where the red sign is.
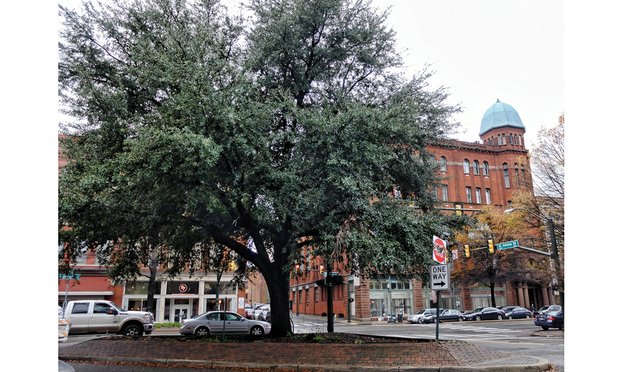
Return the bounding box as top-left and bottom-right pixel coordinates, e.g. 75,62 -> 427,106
432,235 -> 447,264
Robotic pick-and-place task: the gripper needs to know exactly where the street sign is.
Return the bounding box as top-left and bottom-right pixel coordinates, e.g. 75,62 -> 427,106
58,274 -> 81,280
497,240 -> 519,250
429,264 -> 450,290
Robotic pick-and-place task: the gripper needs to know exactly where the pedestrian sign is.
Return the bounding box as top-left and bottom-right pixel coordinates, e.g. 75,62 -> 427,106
429,264 -> 450,290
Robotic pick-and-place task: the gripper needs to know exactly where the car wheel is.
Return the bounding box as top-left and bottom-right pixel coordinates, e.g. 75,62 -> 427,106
458,317 -> 463,322
250,326 -> 264,336
508,315 -> 513,320
526,314 -> 531,319
542,326 -> 549,331
497,314 -> 503,320
195,326 -> 210,337
475,316 -> 481,321
122,323 -> 144,337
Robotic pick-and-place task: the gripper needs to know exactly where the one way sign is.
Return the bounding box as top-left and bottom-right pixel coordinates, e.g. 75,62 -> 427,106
429,264 -> 450,290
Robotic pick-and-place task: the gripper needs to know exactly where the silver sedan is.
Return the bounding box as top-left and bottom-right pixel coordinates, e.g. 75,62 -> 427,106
179,311 -> 271,336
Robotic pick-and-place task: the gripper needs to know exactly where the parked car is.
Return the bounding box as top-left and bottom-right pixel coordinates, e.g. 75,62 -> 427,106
255,304 -> 271,321
245,303 -> 263,319
437,309 -> 463,322
408,308 -> 441,324
502,306 -> 533,319
534,309 -> 563,330
534,304 -> 561,316
461,307 -> 506,321
63,300 -> 154,337
462,307 -> 483,316
180,311 -> 271,336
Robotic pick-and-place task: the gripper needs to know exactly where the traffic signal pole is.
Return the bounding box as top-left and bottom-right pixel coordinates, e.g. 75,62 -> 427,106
326,260 -> 334,333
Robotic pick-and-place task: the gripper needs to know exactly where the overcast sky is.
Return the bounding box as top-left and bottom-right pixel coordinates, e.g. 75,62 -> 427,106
375,0 -> 563,148
57,0 -> 563,146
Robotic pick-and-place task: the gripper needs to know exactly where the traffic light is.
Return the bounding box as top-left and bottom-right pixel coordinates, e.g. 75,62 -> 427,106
464,245 -> 470,258
488,239 -> 495,254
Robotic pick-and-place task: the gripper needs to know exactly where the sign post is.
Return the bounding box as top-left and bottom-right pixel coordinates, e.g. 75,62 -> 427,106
429,264 -> 450,341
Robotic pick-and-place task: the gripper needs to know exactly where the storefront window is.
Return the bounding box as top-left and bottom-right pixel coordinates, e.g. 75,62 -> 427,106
125,281 -> 161,295
203,281 -> 236,295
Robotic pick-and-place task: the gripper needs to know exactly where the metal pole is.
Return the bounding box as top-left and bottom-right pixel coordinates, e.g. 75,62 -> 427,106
347,277 -> 351,323
296,274 -> 299,316
326,260 -> 334,333
435,291 -> 440,341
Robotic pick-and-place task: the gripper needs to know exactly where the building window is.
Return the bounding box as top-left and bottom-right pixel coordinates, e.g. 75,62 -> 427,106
503,163 -> 510,188
514,163 -> 520,186
473,160 -> 480,175
440,156 -> 447,172
306,288 -> 309,303
314,287 -> 319,302
485,188 -> 491,204
466,187 -> 472,203
482,161 -> 489,176
442,185 -> 448,201
432,186 -> 438,200
475,188 -> 481,204
463,159 -> 470,174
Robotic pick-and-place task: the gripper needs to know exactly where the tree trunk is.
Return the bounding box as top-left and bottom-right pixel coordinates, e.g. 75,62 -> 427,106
490,281 -> 496,308
264,268 -> 292,337
146,254 -> 158,313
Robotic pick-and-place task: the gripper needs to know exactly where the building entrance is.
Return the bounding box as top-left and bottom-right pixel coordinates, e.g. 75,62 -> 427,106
173,304 -> 191,322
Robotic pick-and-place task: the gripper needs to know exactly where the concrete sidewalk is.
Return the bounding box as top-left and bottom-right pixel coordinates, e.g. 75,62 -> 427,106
59,334 -> 553,371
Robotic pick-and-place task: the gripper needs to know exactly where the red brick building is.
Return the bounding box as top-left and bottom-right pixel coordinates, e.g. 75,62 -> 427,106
289,100 -> 557,321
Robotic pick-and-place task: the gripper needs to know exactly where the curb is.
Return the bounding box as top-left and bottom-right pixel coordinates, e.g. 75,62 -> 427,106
60,354 -> 551,372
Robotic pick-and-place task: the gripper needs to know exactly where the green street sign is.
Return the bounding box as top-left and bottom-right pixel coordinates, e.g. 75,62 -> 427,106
497,240 -> 519,250
59,273 -> 81,280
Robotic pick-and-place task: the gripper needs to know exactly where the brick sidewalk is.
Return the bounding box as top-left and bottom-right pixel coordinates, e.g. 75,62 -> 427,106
59,336 -> 520,370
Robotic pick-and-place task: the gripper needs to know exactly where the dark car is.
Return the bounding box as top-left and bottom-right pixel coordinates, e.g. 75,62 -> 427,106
437,309 -> 463,322
461,307 -> 506,321
534,309 -> 563,330
502,306 -> 533,319
534,304 -> 561,316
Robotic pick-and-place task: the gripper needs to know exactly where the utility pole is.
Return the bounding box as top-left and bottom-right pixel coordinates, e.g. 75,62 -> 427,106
326,259 -> 334,333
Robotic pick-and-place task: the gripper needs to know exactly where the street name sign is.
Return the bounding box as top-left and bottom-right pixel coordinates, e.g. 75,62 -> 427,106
497,240 -> 519,250
429,264 -> 450,290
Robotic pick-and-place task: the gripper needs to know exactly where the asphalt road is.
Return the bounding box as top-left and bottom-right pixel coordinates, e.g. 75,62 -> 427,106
60,318 -> 564,371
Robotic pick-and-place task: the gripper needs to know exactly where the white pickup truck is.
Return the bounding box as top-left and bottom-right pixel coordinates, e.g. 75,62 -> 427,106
63,300 -> 154,337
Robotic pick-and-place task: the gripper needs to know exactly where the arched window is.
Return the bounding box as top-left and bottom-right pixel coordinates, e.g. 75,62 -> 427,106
514,163 -> 520,185
440,156 -> 447,172
463,159 -> 470,174
482,161 -> 489,176
503,163 -> 510,188
473,160 -> 480,175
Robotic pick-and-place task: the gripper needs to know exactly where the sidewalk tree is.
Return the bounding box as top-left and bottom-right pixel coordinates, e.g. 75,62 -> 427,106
59,0 -> 461,337
451,206 -> 549,307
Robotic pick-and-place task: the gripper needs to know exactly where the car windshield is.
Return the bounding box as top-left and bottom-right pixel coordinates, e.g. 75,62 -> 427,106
416,309 -> 425,314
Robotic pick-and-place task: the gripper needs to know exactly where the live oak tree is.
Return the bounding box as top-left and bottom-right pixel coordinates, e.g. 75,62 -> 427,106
59,0 -> 462,337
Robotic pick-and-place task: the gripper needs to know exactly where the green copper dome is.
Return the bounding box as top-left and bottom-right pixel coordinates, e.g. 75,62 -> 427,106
479,99 -> 525,136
